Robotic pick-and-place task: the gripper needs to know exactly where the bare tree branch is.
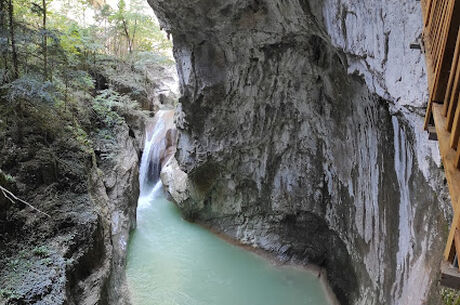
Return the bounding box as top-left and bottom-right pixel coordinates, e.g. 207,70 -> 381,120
0,185 -> 51,217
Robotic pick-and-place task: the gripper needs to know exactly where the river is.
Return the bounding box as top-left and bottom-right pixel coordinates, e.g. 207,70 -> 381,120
125,111 -> 332,305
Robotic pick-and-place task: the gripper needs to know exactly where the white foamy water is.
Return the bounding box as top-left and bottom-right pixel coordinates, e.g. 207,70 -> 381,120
139,111 -> 169,195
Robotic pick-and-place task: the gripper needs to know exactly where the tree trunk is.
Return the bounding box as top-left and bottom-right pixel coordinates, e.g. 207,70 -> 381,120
122,19 -> 132,54
42,0 -> 48,80
64,63 -> 68,111
8,0 -> 20,140
0,0 -> 8,82
131,18 -> 137,54
8,0 -> 17,80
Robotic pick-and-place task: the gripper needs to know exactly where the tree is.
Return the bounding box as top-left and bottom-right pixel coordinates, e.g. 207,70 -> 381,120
8,0 -> 18,80
42,0 -> 48,80
111,0 -> 136,55
0,0 -> 8,80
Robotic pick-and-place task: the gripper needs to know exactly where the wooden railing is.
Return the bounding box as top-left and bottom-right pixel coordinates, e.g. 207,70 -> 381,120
421,0 -> 460,288
423,0 -> 460,129
443,30 -> 460,157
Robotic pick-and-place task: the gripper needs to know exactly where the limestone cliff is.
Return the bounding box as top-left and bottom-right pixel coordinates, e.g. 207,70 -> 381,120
149,1 -> 451,304
0,112 -> 141,305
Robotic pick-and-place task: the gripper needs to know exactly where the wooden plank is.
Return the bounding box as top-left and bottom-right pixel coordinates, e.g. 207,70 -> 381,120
443,27 -> 460,116
432,1 -> 460,105
424,0 -> 448,129
423,0 -> 434,27
431,0 -> 449,94
445,214 -> 458,262
436,2 -> 451,75
423,0 -> 452,130
446,58 -> 460,131
440,1 -> 451,59
455,229 -> 460,269
450,92 -> 460,149
433,104 -> 460,208
426,0 -> 434,23
421,0 -> 460,289
433,1 -> 449,65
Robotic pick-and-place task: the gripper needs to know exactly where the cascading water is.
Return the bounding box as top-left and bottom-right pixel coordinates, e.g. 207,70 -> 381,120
126,110 -> 334,305
139,111 -> 169,196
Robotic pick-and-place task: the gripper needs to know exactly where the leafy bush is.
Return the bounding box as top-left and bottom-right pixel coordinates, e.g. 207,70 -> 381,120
32,246 -> 51,258
2,75 -> 59,105
92,89 -> 125,127
64,124 -> 93,152
5,174 -> 15,184
0,288 -> 20,299
442,288 -> 460,305
0,170 -> 15,186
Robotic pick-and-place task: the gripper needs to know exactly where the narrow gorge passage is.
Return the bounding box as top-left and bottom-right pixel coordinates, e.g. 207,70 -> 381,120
1,0 -> 458,304
125,111 -> 333,305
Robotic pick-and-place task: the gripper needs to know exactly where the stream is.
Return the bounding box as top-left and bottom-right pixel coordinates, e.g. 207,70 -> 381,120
125,111 -> 332,305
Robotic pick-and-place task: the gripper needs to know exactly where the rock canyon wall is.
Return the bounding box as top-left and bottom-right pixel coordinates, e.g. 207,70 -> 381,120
150,1 -> 452,304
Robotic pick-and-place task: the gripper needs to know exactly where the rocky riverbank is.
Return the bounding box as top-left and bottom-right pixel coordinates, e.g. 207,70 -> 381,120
0,58 -> 178,304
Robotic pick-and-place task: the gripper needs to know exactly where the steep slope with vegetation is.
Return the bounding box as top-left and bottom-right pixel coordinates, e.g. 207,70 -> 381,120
0,0 -> 175,303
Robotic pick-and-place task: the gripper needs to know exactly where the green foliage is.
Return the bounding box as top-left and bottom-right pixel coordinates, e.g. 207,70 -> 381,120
0,0 -> 171,87
107,0 -> 171,55
0,0 -> 170,163
93,89 -> 124,127
443,289 -> 460,305
0,169 -> 15,186
0,288 -> 20,300
41,257 -> 53,266
0,245 -> 60,303
5,257 -> 31,272
2,75 -> 58,105
32,246 -> 51,258
5,173 -> 15,184
64,123 -> 93,152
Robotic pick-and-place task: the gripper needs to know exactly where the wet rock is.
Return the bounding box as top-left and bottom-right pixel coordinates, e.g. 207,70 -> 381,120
97,121 -> 140,305
161,157 -> 191,205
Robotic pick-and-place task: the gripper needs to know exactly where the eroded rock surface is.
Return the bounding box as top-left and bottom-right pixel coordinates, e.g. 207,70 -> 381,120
148,1 -> 450,304
0,116 -> 140,305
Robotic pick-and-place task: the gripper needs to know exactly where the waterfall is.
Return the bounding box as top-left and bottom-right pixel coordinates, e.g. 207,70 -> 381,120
139,110 -> 174,196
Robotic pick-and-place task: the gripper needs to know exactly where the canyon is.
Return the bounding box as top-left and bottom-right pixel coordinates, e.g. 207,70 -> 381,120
150,1 -> 452,304
0,0 -> 456,304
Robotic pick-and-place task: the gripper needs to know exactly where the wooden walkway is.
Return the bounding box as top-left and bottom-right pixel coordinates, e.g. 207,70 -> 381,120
421,0 -> 460,289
